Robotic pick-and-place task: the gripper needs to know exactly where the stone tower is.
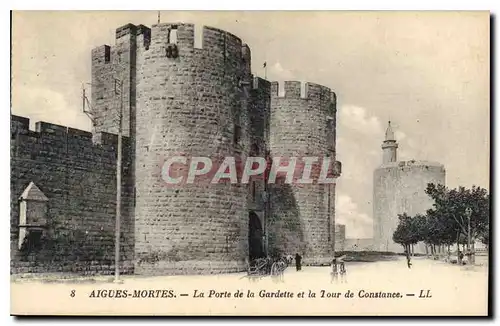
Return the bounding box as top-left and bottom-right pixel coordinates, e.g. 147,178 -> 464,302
133,23 -> 252,274
89,22 -> 341,275
91,24 -> 151,138
268,81 -> 340,265
373,122 -> 446,253
90,24 -> 151,257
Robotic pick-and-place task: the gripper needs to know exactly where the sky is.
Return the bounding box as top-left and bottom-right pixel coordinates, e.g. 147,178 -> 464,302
11,11 -> 490,238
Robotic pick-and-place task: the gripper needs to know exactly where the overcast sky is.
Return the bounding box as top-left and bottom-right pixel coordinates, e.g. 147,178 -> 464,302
11,11 -> 490,238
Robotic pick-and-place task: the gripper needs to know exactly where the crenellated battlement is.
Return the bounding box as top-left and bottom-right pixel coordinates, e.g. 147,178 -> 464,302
91,45 -> 111,64
270,81 -> 335,102
11,115 -> 30,135
252,76 -> 271,91
116,23 -> 150,38
241,44 -> 251,62
149,23 -> 242,49
141,23 -> 245,63
116,23 -> 138,38
10,114 -> 136,273
35,121 -> 70,136
330,91 -> 337,104
93,22 -> 252,78
377,160 -> 446,174
11,115 -> 130,148
116,23 -> 151,46
91,23 -> 152,67
241,44 -> 252,73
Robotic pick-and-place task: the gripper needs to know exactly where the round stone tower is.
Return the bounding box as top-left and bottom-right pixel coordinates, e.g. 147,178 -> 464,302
373,122 -> 446,253
268,81 -> 339,265
134,23 -> 251,275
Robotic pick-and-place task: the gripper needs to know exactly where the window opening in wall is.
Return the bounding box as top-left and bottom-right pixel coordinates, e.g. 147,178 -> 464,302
252,181 -> 256,201
134,187 -> 136,207
104,49 -> 111,63
234,125 -> 242,145
251,143 -> 259,156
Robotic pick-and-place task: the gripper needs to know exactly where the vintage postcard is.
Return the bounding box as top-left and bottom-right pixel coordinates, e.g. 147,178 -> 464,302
10,10 -> 490,316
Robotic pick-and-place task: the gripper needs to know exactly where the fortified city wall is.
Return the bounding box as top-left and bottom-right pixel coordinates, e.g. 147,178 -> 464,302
10,22 -> 342,275
10,115 -> 135,274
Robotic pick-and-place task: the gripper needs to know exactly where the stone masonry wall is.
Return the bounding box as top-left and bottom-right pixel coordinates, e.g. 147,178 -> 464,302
10,115 -> 134,274
269,81 -> 338,265
12,21 -> 344,275
373,161 -> 446,253
91,25 -> 152,245
335,224 -> 346,252
248,77 -> 271,220
91,23 -> 151,139
134,23 -> 251,275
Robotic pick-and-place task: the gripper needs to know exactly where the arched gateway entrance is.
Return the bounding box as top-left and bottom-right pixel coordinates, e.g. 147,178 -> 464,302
248,212 -> 265,260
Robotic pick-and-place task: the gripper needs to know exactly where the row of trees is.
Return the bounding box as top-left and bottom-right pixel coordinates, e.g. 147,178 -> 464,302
393,183 -> 489,264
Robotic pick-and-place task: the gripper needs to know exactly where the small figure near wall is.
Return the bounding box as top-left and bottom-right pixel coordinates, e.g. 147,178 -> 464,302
295,253 -> 302,271
405,249 -> 412,269
331,254 -> 347,283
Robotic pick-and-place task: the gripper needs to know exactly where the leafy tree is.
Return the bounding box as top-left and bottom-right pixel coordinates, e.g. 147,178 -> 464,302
421,207 -> 457,256
480,229 -> 489,248
425,183 -> 489,264
392,184 -> 489,264
393,213 -> 420,254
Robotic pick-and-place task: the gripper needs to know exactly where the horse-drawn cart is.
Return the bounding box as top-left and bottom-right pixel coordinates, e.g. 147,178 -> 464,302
244,256 -> 288,282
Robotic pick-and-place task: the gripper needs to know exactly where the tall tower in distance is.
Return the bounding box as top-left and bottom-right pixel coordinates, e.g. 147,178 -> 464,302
373,121 -> 446,253
382,121 -> 398,164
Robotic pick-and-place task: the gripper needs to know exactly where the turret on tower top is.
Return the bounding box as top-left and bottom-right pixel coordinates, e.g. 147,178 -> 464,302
385,121 -> 395,141
381,121 -> 398,164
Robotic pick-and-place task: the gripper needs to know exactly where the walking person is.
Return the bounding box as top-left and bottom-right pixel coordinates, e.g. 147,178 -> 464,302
330,258 -> 338,283
458,251 -> 464,265
337,255 -> 347,283
405,249 -> 412,269
295,253 -> 302,271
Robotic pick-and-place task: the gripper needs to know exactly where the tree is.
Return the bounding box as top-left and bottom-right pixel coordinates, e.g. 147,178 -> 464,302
393,213 -> 421,254
422,207 -> 457,257
425,183 -> 490,264
479,223 -> 489,249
